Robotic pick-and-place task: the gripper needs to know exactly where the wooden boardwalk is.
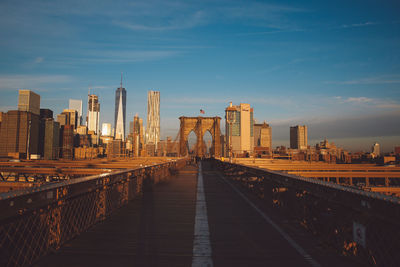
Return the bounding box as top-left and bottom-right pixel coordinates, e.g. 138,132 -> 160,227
37,161 -> 352,267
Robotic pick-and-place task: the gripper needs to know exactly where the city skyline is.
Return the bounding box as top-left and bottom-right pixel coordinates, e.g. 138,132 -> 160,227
0,0 -> 399,152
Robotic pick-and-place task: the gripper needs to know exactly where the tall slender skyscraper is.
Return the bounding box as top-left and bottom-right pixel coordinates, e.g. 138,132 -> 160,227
87,94 -> 100,135
146,90 -> 160,149
114,75 -> 126,140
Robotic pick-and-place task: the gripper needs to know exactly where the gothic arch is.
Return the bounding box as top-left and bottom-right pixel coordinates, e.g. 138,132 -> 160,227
179,116 -> 221,157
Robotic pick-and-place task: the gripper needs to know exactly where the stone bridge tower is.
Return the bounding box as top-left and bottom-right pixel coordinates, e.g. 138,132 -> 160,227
179,116 -> 221,158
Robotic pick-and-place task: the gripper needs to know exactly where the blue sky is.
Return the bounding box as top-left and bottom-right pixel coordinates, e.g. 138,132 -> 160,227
0,0 -> 399,152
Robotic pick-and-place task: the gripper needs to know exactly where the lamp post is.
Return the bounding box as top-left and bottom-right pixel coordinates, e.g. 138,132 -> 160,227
226,111 -> 235,163
26,119 -> 32,160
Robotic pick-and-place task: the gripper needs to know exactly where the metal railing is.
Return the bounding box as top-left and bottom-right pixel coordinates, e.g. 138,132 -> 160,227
0,159 -> 187,267
214,160 -> 400,266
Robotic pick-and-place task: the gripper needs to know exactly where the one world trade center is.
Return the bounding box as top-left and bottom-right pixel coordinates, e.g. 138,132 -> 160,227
114,75 -> 126,140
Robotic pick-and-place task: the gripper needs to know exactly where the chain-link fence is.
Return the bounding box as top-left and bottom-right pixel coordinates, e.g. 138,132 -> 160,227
215,160 -> 400,266
0,159 -> 187,266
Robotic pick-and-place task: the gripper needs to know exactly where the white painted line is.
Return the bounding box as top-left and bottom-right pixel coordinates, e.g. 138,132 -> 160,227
192,162 -> 213,267
217,173 -> 321,267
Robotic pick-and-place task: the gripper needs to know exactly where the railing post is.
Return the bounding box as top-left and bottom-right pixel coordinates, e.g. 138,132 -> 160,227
96,177 -> 108,221
121,173 -> 129,205
47,206 -> 61,250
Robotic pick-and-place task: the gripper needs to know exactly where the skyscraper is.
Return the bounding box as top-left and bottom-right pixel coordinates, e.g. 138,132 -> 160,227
225,102 -> 254,155
0,110 -> 40,157
69,99 -> 83,126
44,119 -> 60,160
146,90 -> 160,149
254,122 -> 272,149
18,90 -> 40,115
114,77 -> 126,140
133,114 -> 144,157
290,125 -> 308,150
87,94 -> 100,135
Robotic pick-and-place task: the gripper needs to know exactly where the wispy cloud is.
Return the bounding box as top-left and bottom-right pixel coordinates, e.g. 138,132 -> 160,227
57,50 -> 181,64
325,75 -> 400,85
113,10 -> 206,31
257,58 -> 312,74
334,96 -> 400,110
91,85 -> 113,90
165,95 -> 297,107
344,97 -> 373,103
111,2 -> 308,32
340,21 -> 379,29
221,3 -> 307,20
0,74 -> 73,91
21,57 -> 46,69
237,28 -> 305,36
165,97 -> 227,105
218,3 -> 309,30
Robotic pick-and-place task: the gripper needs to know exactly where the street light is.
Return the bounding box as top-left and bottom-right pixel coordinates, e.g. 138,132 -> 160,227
26,119 -> 32,160
226,110 -> 235,163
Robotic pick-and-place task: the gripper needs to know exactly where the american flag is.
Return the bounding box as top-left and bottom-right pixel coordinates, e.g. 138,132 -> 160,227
200,109 -> 205,114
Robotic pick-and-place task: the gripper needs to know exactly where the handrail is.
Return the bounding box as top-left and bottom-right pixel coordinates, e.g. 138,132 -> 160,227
214,159 -> 400,266
0,158 -> 188,267
234,162 -> 400,204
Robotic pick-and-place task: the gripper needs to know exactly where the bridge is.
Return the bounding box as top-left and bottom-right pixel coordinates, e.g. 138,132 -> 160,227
0,158 -> 399,266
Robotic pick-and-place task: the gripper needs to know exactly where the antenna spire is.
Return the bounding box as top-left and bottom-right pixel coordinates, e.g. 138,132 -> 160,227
120,72 -> 123,88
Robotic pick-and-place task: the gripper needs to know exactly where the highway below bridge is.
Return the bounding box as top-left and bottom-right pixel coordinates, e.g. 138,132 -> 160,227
1,159 -> 399,266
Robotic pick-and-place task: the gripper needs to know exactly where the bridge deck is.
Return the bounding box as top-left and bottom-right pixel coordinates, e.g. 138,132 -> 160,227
36,161 -> 351,267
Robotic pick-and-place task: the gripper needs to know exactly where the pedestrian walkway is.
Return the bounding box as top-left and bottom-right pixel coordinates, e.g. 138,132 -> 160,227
37,165 -> 198,267
37,161 -> 351,267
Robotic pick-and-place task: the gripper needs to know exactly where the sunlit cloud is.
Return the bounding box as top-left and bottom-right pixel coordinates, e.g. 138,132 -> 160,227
334,96 -> 400,110
344,97 -> 373,103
